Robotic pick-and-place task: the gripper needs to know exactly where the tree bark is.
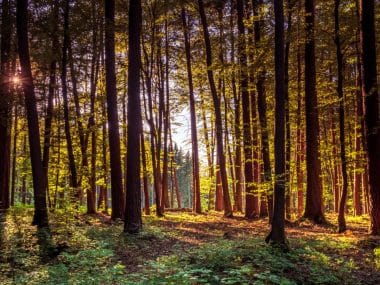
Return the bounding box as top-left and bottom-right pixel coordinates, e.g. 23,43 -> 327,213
0,0 -> 11,210
198,0 -> 232,217
105,0 -> 124,220
124,0 -> 143,233
16,0 -> 48,227
181,8 -> 201,213
303,0 -> 325,223
360,0 -> 380,235
266,0 -> 287,247
334,0 -> 348,233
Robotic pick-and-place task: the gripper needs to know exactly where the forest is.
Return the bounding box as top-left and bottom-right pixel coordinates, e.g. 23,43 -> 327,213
0,0 -> 380,284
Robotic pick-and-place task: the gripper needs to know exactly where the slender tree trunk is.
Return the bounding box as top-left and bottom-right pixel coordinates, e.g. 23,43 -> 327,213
141,133 -> 150,215
237,0 -> 257,219
360,0 -> 380,235
284,0 -> 294,221
181,8 -> 201,213
61,0 -> 80,202
105,0 -> 124,220
198,0 -> 232,217
254,0 -> 273,220
334,0 -> 348,233
11,104 -> 18,206
296,1 -> 304,216
303,0 -> 325,223
16,0 -> 48,226
266,0 -> 286,247
161,18 -> 171,209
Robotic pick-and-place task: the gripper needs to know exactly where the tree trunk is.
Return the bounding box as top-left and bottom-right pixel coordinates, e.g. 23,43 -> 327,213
0,0 -> 11,210
266,0 -> 287,247
360,0 -> 380,235
303,0 -> 325,224
181,8 -> 201,213
105,0 -> 124,220
198,0 -> 232,217
124,0 -> 143,233
254,0 -> 273,220
16,0 -> 48,227
335,0 -> 348,233
61,0 -> 80,202
236,0 -> 257,219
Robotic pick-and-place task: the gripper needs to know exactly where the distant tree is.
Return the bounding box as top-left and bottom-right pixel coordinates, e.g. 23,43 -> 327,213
124,0 -> 143,233
360,0 -> 380,235
16,0 -> 48,227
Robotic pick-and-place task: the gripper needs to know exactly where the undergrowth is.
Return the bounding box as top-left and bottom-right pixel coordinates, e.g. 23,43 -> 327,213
0,207 -> 377,284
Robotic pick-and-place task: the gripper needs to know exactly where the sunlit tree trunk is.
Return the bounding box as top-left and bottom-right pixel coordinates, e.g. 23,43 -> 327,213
237,0 -> 257,219
198,0 -> 232,217
181,8 -> 201,213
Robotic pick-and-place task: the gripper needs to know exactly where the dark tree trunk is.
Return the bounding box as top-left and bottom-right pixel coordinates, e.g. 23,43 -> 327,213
61,0 -> 80,201
334,0 -> 348,233
181,8 -> 201,214
124,0 -> 143,233
0,0 -> 11,210
16,0 -> 48,227
105,0 -> 124,220
266,0 -> 287,247
303,0 -> 325,223
360,0 -> 380,235
198,0 -> 232,217
42,4 -> 59,209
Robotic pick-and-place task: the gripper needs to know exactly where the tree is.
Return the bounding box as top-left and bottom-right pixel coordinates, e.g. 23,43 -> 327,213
124,0 -> 143,233
0,0 -> 11,210
16,0 -> 48,227
266,0 -> 286,246
181,7 -> 201,213
237,0 -> 257,219
105,0 -> 124,220
198,0 -> 233,217
360,0 -> 380,235
61,0 -> 80,201
303,0 -> 324,223
334,0 -> 348,233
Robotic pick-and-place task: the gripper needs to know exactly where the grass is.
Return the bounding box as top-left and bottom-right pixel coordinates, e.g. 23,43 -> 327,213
0,207 -> 379,284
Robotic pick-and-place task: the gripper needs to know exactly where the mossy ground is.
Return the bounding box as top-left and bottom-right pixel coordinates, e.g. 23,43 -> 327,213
0,206 -> 379,284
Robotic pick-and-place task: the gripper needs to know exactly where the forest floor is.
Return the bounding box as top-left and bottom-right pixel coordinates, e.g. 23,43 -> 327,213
0,206 -> 380,284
